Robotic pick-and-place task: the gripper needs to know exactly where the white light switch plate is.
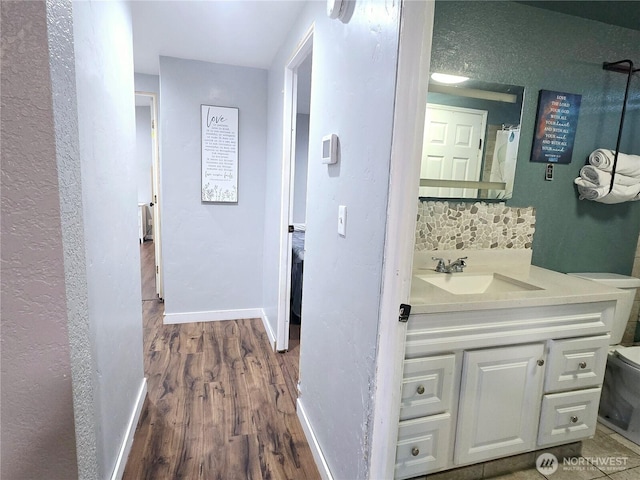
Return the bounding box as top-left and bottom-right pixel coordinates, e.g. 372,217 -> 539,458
338,205 -> 347,236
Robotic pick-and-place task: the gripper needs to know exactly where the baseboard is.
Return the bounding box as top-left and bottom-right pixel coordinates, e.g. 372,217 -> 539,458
110,377 -> 147,480
297,399 -> 334,480
163,308 -> 264,325
260,309 -> 277,351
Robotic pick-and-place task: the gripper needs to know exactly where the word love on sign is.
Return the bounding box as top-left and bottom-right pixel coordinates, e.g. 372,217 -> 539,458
201,105 -> 239,202
531,90 -> 582,164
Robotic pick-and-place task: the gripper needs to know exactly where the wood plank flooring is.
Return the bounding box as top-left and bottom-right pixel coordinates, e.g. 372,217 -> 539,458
123,241 -> 319,480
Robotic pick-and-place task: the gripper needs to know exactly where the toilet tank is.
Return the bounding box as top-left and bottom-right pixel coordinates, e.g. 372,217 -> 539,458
568,273 -> 640,345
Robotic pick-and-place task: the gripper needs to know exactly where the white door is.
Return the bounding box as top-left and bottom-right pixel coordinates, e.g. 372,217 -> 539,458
455,343 -> 545,465
276,27 -> 313,351
135,91 -> 163,300
420,104 -> 487,198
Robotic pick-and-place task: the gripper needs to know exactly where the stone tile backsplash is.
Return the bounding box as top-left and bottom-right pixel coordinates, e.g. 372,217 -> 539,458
415,201 -> 536,251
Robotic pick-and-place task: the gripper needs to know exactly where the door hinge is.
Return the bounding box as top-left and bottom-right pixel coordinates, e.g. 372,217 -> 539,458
156,266 -> 159,274
399,304 -> 412,322
288,225 -> 294,233
152,120 -> 155,129
479,138 -> 483,150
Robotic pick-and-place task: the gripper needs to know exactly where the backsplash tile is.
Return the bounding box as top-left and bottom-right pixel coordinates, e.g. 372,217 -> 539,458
415,201 -> 536,251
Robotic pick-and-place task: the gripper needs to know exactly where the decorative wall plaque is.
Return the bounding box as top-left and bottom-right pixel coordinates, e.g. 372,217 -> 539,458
201,105 -> 238,202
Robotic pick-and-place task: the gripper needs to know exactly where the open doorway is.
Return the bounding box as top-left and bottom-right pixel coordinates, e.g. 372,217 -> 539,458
135,92 -> 163,301
276,28 -> 313,361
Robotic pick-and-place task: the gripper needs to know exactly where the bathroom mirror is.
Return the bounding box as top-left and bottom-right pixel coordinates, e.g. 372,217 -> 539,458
419,77 -> 525,200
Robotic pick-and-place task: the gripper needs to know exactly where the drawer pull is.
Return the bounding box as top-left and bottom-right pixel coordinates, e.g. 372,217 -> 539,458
411,447 -> 420,457
570,416 -> 579,424
579,362 -> 587,369
416,385 -> 425,395
537,359 -> 545,366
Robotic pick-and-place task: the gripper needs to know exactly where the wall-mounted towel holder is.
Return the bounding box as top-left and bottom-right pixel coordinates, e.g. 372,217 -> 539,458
602,59 -> 639,193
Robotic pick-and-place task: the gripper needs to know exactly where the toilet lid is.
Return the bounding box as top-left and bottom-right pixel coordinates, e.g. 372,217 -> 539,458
615,347 -> 640,369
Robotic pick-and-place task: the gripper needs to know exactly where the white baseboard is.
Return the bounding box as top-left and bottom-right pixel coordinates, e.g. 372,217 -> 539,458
163,308 -> 264,325
260,309 -> 277,351
110,377 -> 147,480
297,399 -> 334,480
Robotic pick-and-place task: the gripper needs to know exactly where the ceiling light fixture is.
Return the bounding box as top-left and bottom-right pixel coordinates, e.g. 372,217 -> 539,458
430,73 -> 470,84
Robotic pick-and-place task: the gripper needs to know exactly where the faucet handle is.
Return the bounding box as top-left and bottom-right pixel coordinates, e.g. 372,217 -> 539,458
451,256 -> 467,272
432,257 -> 447,272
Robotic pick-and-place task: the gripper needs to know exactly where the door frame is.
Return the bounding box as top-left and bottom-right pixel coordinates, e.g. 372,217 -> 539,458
368,1 -> 435,478
276,26 -> 314,352
135,91 -> 163,300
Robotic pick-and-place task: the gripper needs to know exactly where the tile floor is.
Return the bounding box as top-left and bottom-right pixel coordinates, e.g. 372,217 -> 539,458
489,423 -> 640,480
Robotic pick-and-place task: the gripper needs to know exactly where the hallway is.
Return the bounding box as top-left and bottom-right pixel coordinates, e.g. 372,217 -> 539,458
122,242 -> 319,479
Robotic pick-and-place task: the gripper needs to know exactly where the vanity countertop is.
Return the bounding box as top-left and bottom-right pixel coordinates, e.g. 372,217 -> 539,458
410,264 -> 625,315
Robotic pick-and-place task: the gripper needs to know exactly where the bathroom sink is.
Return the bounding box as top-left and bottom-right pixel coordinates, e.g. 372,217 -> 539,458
416,273 -> 542,295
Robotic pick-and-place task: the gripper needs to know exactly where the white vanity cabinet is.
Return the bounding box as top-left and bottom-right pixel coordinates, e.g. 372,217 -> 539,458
394,300 -> 616,480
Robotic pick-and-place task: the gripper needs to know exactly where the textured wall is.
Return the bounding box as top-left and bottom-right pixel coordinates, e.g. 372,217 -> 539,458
159,56 -> 267,315
432,1 -> 640,274
0,1 -> 79,478
264,1 -> 401,478
72,1 -> 145,476
415,201 -> 536,251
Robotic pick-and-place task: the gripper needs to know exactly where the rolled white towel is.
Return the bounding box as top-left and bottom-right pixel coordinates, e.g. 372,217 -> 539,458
579,165 -> 638,187
589,149 -> 640,177
574,176 -> 640,203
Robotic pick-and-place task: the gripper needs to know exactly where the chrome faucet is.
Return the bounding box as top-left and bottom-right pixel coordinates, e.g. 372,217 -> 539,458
432,256 -> 468,273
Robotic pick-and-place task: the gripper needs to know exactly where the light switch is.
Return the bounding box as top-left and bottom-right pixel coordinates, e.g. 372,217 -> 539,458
338,205 -> 347,236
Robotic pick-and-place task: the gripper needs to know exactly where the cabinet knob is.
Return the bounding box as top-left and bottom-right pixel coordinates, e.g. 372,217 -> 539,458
579,361 -> 587,369
416,385 -> 425,395
411,447 -> 420,457
570,416 -> 579,424
537,359 -> 545,366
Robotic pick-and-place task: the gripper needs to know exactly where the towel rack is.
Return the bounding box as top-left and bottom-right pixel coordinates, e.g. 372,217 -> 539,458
602,59 -> 639,193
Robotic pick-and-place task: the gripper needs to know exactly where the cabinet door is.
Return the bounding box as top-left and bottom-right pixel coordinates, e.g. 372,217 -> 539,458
400,354 -> 456,420
395,413 -> 452,479
455,343 -> 545,465
544,335 -> 609,393
538,388 -> 601,446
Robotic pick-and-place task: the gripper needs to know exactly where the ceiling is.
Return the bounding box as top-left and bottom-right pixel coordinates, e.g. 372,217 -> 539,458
130,1 -> 307,75
131,1 -> 640,76
516,1 -> 640,32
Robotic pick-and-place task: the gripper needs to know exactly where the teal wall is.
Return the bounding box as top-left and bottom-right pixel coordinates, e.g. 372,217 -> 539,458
431,1 -> 640,274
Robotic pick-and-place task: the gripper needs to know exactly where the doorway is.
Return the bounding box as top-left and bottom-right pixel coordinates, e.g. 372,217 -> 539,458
276,28 -> 313,355
135,92 -> 163,301
420,104 -> 487,198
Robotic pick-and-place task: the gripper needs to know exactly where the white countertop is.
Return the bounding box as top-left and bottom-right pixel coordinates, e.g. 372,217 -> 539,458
410,263 -> 625,315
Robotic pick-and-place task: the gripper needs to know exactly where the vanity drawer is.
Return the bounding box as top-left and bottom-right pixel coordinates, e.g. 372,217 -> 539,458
538,388 -> 601,446
400,354 -> 456,420
544,335 -> 609,393
395,413 -> 452,480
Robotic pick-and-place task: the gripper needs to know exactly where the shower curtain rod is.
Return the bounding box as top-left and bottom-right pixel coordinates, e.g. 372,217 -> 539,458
602,59 -> 639,194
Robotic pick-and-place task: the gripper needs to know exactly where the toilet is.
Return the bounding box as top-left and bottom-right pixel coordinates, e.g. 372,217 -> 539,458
568,272 -> 640,445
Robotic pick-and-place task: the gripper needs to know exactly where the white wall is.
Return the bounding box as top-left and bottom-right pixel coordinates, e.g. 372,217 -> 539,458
293,113 -> 310,224
136,106 -> 153,204
1,2 -> 78,477
263,2 -> 402,478
2,1 -> 146,478
159,56 -> 268,318
72,1 -> 146,476
134,72 -> 159,96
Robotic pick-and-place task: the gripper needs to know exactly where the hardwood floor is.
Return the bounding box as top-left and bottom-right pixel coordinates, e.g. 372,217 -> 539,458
123,241 -> 319,480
